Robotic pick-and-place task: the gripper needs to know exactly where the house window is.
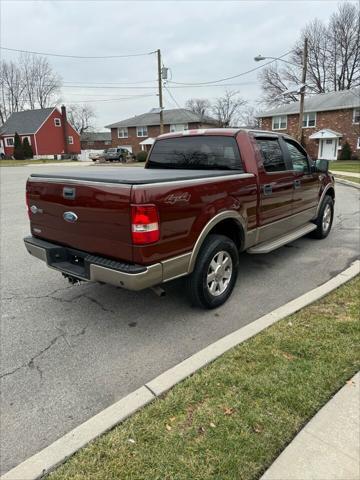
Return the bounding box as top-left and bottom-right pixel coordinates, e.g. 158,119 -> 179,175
118,127 -> 128,138
136,126 -> 148,137
272,115 -> 287,130
353,108 -> 360,124
302,112 -> 316,128
67,136 -> 74,145
5,137 -> 14,146
357,137 -> 360,150
104,140 -> 111,145
21,136 -> 31,145
54,118 -> 62,127
170,124 -> 188,132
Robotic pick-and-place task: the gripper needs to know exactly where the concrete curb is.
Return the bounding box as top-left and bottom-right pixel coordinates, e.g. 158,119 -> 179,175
334,176 -> 360,189
2,260 -> 359,480
261,372 -> 360,479
146,260 -> 359,396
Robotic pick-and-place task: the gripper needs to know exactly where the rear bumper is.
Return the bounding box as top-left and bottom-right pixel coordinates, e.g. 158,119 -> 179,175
24,236 -> 163,291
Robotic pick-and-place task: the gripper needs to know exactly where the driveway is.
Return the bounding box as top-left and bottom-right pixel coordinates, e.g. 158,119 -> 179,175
1,165 -> 359,474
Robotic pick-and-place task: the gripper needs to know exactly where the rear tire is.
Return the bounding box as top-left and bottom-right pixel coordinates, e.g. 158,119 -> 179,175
310,195 -> 334,239
187,234 -> 239,309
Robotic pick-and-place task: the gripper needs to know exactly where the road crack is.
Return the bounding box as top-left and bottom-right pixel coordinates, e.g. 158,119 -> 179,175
0,333 -> 65,381
83,295 -> 115,313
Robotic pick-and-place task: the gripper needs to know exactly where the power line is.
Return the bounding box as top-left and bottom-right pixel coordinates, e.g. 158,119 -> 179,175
160,81 -> 256,89
64,94 -> 157,104
163,87 -> 178,110
61,85 -> 158,90
64,92 -> 155,97
164,85 -> 196,122
59,82 -> 255,90
168,50 -> 293,85
63,80 -> 157,85
0,46 -> 157,59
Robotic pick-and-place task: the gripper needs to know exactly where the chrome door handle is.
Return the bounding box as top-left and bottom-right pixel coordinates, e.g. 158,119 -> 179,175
263,184 -> 273,195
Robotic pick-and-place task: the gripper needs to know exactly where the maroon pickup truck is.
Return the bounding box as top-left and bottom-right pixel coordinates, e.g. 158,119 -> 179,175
24,129 -> 335,308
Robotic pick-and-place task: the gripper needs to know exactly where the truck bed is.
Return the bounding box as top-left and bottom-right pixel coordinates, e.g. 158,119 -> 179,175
29,167 -> 242,185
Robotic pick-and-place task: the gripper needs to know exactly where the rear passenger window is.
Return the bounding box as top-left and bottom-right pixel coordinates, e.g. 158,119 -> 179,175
256,138 -> 287,172
285,140 -> 310,173
147,136 -> 243,171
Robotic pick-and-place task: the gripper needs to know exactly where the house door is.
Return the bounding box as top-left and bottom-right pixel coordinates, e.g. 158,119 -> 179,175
319,138 -> 338,160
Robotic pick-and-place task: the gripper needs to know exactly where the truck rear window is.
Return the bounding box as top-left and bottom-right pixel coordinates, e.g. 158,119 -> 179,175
147,135 -> 243,170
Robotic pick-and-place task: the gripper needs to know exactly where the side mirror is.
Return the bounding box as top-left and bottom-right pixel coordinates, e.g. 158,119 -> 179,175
312,159 -> 329,173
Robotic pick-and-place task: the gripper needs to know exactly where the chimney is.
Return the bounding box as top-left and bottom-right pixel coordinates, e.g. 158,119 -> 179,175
61,105 -> 68,154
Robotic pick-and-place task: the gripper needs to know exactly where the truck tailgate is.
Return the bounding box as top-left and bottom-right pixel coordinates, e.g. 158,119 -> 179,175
26,178 -> 133,263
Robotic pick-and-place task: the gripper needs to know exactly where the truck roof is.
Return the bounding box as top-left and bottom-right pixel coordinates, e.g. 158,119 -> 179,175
157,128 -> 292,140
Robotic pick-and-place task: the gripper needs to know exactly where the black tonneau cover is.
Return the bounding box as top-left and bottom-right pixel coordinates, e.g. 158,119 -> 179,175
29,167 -> 243,185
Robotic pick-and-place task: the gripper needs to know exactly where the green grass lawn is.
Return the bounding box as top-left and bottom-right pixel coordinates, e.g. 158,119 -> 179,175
48,276 -> 360,480
329,160 -> 360,173
0,159 -> 77,167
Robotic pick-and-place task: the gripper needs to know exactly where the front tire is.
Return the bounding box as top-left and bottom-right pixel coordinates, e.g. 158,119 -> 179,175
310,195 -> 334,239
187,234 -> 239,309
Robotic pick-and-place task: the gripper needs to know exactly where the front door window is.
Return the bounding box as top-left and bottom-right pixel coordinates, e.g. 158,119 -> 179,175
319,138 -> 338,160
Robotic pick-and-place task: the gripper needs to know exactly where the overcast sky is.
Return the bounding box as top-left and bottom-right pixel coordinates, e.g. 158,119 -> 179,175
0,0 -> 354,129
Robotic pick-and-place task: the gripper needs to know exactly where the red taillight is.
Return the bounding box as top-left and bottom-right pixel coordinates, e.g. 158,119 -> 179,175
131,205 -> 160,245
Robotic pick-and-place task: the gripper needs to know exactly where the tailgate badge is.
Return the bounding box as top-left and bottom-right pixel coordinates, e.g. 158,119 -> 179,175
63,211 -> 78,223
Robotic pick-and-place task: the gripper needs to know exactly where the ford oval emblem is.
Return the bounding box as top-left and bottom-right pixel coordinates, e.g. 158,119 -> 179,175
63,211 -> 78,223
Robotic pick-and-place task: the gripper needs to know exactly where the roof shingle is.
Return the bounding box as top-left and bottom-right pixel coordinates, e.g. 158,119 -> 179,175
105,108 -> 217,129
0,107 -> 55,135
258,88 -> 360,117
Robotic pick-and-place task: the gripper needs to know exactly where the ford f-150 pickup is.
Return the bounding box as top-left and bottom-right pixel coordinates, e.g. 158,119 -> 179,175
24,129 -> 335,308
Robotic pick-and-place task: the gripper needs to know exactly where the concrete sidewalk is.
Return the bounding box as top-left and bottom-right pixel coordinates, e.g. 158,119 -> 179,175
332,170 -> 360,178
262,372 -> 360,480
26,161 -> 93,167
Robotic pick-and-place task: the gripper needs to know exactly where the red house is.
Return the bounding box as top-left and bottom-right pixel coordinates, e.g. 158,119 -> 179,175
0,106 -> 81,158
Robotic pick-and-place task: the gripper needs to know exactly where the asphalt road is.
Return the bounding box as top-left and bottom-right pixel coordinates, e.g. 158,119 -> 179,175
1,165 -> 359,474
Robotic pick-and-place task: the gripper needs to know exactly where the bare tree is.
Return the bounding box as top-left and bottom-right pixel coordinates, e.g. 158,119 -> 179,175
259,2 -> 360,106
67,104 -> 96,133
258,65 -> 299,107
239,105 -> 261,128
329,2 -> 360,91
0,54 -> 61,123
21,54 -> 61,109
185,98 -> 211,119
0,61 -> 26,123
211,90 -> 247,127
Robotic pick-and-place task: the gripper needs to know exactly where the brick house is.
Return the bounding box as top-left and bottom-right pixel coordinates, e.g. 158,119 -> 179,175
105,108 -> 218,155
258,88 -> 360,160
80,131 -> 111,150
0,106 -> 80,158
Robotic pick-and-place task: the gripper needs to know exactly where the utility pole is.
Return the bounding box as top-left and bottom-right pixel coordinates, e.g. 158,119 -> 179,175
297,37 -> 308,144
157,49 -> 164,134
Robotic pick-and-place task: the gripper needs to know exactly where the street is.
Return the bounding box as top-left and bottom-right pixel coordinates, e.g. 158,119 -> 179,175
1,165 -> 359,475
